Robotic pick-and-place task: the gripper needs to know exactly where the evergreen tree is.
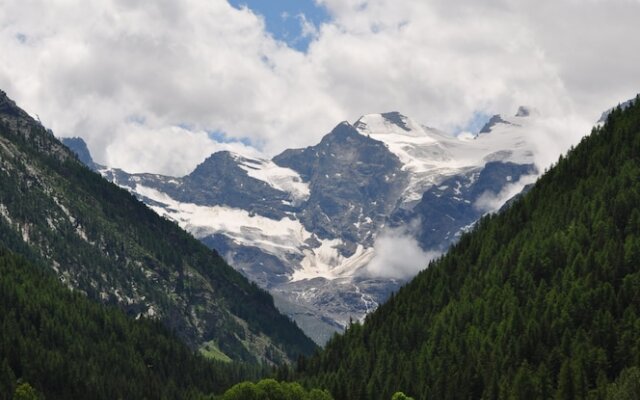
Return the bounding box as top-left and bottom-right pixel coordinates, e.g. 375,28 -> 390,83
13,382 -> 42,400
0,359 -> 16,400
606,367 -> 640,400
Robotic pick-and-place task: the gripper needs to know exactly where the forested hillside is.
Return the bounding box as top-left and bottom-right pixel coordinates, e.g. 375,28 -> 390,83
300,97 -> 640,399
0,89 -> 315,363
0,247 -> 270,399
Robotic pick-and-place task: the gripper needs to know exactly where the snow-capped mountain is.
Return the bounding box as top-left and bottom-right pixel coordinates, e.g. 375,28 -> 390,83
353,110 -> 536,207
63,109 -> 539,344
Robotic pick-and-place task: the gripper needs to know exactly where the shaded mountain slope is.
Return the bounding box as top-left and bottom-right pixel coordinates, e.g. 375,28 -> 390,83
300,97 -> 640,399
0,89 -> 316,363
0,247 -> 268,399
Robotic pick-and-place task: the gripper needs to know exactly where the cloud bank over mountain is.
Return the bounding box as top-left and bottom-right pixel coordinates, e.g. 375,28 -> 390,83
1,0 -> 639,175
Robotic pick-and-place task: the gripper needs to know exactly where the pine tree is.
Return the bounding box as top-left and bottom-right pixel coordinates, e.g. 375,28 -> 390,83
0,359 -> 16,400
12,382 -> 42,400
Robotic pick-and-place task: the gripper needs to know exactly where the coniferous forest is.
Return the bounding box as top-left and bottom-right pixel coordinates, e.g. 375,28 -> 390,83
298,98 -> 640,399
0,246 -> 276,400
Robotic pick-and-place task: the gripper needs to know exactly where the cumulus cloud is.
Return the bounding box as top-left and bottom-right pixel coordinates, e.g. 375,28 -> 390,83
1,0 -> 639,175
364,223 -> 440,280
297,13 -> 320,40
474,174 -> 538,214
104,124 -> 261,176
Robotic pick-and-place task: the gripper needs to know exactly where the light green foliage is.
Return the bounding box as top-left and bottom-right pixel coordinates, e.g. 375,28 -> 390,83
219,379 -> 333,400
0,359 -> 16,400
606,367 -> 640,400
200,341 -> 233,363
391,392 -> 415,400
13,382 -> 41,400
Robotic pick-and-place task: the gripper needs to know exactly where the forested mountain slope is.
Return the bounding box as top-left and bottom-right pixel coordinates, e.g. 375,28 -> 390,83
0,89 -> 316,363
0,247 -> 268,399
300,97 -> 640,399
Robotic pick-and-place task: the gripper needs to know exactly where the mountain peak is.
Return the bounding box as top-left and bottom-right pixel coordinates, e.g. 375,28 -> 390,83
190,150 -> 237,174
321,120 -> 361,142
598,96 -> 637,123
478,114 -> 511,135
0,89 -> 30,120
380,111 -> 411,131
354,112 -> 431,138
354,112 -> 408,130
62,137 -> 98,168
0,90 -> 72,163
515,106 -> 532,117
515,105 -> 541,118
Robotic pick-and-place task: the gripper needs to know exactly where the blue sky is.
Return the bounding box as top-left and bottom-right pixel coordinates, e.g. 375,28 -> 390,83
461,112 -> 492,135
228,0 -> 330,51
227,0 -> 490,134
208,130 -> 255,148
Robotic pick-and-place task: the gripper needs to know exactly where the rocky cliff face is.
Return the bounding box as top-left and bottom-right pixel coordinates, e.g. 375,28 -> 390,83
274,122 -> 410,253
65,109 -> 540,344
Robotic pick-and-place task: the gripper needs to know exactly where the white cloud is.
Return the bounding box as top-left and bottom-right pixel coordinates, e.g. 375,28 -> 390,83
104,124 -> 260,176
297,13 -> 319,40
364,224 -> 440,279
1,0 -> 639,175
474,174 -> 538,214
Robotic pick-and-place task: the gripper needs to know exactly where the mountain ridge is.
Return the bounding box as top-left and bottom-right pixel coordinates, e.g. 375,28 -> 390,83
65,107 -> 541,344
0,89 -> 316,363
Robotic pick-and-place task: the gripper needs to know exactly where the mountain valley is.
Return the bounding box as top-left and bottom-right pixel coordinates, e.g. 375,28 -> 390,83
3,85 -> 639,399
66,109 -> 542,343
0,90 -> 316,365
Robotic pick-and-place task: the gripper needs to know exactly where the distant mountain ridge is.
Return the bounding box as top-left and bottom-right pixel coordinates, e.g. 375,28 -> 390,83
0,89 -> 316,363
66,108 -> 541,343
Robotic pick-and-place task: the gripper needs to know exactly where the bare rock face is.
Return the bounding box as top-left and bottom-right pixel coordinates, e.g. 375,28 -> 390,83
274,122 -> 410,252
